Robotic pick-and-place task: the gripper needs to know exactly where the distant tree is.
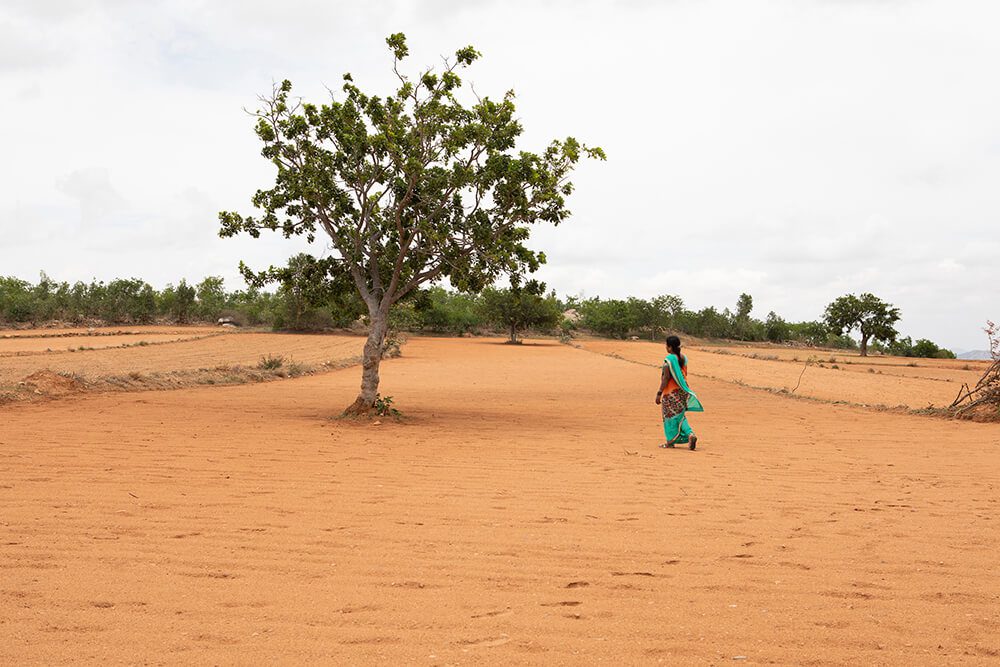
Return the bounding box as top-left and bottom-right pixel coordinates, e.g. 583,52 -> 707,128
0,277 -> 32,322
161,279 -> 197,323
580,298 -> 635,339
695,306 -> 731,339
729,293 -> 759,340
242,254 -> 363,330
626,298 -> 657,340
913,338 -> 955,359
652,294 -> 684,329
765,311 -> 790,342
414,286 -> 483,334
824,292 -> 900,357
621,294 -> 685,340
886,336 -> 915,357
480,279 -> 561,343
787,320 -> 828,346
888,337 -> 955,360
195,276 -> 228,320
735,293 -> 753,320
219,33 -> 603,414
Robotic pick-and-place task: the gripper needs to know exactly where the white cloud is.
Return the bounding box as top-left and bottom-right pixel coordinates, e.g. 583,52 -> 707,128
0,0 -> 998,349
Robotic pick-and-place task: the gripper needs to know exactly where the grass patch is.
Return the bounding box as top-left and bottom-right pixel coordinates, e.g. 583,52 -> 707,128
257,354 -> 285,370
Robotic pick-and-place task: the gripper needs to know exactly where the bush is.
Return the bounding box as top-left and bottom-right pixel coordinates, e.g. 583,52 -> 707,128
416,287 -> 484,334
579,298 -> 634,339
257,354 -> 285,370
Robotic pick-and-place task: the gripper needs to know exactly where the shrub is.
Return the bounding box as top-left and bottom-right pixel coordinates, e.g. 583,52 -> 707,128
258,354 -> 285,370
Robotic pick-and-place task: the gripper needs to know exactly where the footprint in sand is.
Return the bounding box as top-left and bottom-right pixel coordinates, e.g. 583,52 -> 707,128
540,601 -> 581,607
566,581 -> 589,589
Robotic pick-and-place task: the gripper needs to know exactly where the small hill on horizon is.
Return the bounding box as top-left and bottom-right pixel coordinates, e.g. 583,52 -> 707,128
957,350 -> 993,360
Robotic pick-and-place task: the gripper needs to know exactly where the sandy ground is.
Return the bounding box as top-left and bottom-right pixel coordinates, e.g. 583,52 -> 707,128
1,337 -> 999,665
582,340 -> 983,409
0,332 -> 364,386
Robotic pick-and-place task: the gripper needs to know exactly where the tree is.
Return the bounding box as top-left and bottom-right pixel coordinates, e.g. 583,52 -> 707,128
242,254 -> 364,330
480,279 -> 561,343
414,286 -> 483,334
824,292 -> 900,357
765,311 -> 790,343
195,276 -> 228,321
160,279 -> 197,323
730,293 -> 756,340
788,320 -> 828,346
579,298 -> 635,339
652,294 -> 684,332
220,34 -> 603,414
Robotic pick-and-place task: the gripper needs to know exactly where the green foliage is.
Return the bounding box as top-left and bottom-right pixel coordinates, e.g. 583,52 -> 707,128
787,320 -> 830,346
218,33 -> 603,410
373,394 -> 401,418
624,294 -> 685,341
0,273 -> 158,324
258,354 -> 285,370
479,279 -> 562,343
195,276 -> 227,320
0,272 -> 335,329
0,274 -> 951,363
765,311 -> 790,343
219,32 -> 603,317
242,254 -> 365,330
691,306 -> 731,339
824,292 -> 900,356
415,286 -> 484,334
0,277 -> 33,321
160,279 -> 197,323
579,298 -> 634,339
881,336 -> 955,359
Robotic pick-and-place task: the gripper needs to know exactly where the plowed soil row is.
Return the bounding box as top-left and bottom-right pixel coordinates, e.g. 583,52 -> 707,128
0,325 -> 219,339
1,337 -> 998,665
0,333 -> 220,355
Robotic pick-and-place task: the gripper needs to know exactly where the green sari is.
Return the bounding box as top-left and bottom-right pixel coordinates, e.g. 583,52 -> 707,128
662,353 -> 704,445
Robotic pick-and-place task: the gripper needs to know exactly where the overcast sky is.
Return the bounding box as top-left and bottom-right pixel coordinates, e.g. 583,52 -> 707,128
2,0 -> 997,349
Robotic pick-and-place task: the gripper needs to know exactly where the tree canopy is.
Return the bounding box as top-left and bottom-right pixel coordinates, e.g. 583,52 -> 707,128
824,292 -> 900,356
479,279 -> 562,343
219,33 -> 603,413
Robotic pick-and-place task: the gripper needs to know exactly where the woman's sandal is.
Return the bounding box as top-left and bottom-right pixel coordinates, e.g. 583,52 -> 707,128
659,443 -> 675,449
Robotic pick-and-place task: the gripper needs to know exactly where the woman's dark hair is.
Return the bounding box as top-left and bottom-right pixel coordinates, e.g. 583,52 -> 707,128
665,335 -> 682,357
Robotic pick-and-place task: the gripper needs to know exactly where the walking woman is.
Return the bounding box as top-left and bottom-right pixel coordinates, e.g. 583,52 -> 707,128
655,335 -> 704,450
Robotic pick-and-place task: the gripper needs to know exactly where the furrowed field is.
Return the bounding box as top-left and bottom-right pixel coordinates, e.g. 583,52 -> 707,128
1,327 -> 998,664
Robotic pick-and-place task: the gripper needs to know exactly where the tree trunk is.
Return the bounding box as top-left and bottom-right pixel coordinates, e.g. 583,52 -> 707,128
509,322 -> 518,344
344,305 -> 388,415
860,334 -> 869,357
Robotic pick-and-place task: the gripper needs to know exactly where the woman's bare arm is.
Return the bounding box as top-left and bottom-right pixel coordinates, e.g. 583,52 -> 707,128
656,363 -> 671,404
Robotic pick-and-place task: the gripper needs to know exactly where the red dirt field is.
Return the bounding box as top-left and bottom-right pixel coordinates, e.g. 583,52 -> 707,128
0,331 -> 364,388
0,333 -> 219,355
0,326 -> 219,339
582,339 -> 984,410
1,337 -> 998,664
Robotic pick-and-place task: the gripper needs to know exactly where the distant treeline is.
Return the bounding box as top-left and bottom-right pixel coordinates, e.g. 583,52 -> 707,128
0,273 -> 954,358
